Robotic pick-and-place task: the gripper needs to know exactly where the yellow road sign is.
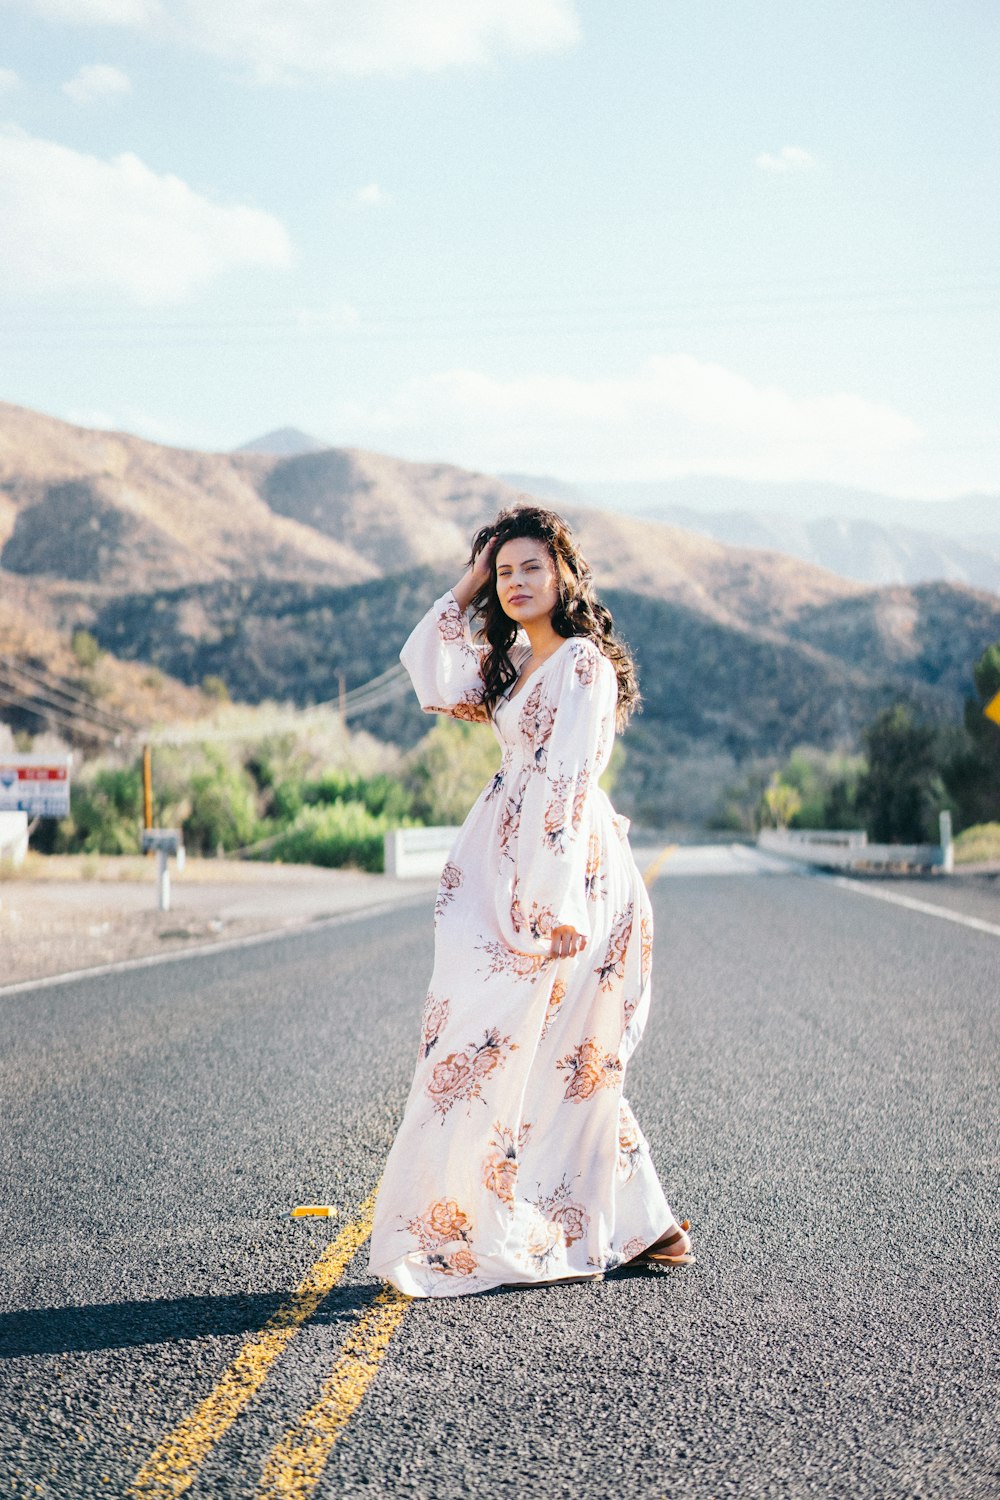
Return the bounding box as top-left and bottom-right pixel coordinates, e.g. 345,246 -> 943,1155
985,689 -> 1000,726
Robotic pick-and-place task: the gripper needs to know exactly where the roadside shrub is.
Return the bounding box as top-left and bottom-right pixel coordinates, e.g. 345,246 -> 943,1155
953,822 -> 1000,865
55,765 -> 144,854
183,760 -> 261,854
301,769 -> 412,821
261,801 -> 413,872
404,719 -> 501,825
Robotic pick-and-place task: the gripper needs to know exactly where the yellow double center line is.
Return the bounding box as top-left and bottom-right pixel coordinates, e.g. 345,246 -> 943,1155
130,1188 -> 406,1499
642,842 -> 678,886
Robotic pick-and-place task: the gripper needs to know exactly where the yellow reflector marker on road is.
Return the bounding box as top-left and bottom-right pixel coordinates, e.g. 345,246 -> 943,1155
129,1190 -> 377,1498
290,1206 -> 337,1219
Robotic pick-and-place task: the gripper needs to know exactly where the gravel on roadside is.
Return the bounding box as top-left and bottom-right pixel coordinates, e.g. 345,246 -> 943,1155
0,856 -> 435,987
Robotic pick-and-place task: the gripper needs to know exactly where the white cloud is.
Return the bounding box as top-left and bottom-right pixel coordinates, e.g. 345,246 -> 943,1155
0,126 -> 293,302
181,0 -> 581,81
335,355 -> 922,488
0,68 -> 21,93
62,62 -> 133,102
756,145 -> 815,174
1,0 -> 581,80
354,181 -> 388,208
4,0 -> 162,20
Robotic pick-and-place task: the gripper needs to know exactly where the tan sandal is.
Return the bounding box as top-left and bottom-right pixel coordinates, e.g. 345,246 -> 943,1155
635,1218 -> 696,1267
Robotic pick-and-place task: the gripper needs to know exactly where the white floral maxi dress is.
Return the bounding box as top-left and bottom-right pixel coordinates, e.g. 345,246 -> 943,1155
368,591 -> 675,1298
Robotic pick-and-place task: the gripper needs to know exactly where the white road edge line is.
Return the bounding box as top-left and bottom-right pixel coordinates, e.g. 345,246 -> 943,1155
0,892 -> 432,999
827,874 -> 1000,939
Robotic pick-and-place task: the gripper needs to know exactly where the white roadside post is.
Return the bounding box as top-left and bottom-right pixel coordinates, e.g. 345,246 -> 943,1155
141,828 -> 185,912
939,810 -> 954,874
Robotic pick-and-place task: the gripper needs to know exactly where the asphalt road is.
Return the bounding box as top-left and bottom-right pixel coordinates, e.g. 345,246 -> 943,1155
1,856 -> 998,1500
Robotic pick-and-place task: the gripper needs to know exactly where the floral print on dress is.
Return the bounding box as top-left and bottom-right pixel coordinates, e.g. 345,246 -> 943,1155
571,643 -> 596,687
482,1121 -> 532,1208
510,875 -> 556,942
518,681 -> 556,768
478,938 -> 552,982
584,832 -> 608,903
595,902 -> 634,992
530,1175 -> 589,1248
419,992 -> 450,1059
542,769 -> 589,855
436,598 -> 466,642
405,1198 -> 479,1278
434,862 -> 463,919
425,1028 -> 518,1117
617,1100 -> 643,1182
497,767 -> 529,862
556,1035 -> 622,1102
640,911 -> 653,983
540,977 -> 567,1040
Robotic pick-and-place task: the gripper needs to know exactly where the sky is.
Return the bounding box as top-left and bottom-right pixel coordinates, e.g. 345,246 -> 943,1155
0,0 -> 998,502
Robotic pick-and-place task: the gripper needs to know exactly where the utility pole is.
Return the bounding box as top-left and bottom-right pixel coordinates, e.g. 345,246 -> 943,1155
142,744 -> 153,833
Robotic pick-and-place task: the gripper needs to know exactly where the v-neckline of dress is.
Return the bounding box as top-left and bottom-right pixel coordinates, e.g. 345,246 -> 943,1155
500,638 -> 572,709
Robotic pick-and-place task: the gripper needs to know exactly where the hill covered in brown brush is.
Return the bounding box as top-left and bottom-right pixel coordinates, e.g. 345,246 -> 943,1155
2,402 -> 998,819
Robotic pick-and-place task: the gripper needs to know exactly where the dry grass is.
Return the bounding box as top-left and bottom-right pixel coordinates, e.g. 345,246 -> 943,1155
954,823 -> 1000,866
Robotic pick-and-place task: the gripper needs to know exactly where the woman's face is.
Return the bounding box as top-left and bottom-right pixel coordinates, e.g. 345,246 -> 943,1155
494,536 -> 560,627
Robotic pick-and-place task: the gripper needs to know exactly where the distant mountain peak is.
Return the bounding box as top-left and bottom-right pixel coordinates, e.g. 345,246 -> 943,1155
235,427 -> 330,457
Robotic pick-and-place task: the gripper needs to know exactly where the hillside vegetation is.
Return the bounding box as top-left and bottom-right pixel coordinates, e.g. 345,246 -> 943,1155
2,401 -> 999,827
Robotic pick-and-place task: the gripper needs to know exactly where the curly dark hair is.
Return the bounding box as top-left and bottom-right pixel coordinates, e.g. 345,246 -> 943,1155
468,505 -> 640,728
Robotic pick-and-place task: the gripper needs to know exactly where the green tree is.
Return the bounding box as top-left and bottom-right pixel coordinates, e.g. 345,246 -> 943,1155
183,758 -> 261,854
70,628 -> 101,669
55,765 -> 143,854
404,718 -> 501,825
761,772 -> 802,829
943,641 -> 1000,828
856,703 -> 949,843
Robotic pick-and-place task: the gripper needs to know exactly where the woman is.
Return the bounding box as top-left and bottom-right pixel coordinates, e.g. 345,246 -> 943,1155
368,505 -> 692,1297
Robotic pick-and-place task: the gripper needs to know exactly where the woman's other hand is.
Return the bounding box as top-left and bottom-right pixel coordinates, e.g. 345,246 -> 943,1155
549,924 -> 586,959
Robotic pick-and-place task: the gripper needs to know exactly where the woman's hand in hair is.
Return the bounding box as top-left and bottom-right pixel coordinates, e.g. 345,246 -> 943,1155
549,923 -> 587,959
453,533 -> 497,610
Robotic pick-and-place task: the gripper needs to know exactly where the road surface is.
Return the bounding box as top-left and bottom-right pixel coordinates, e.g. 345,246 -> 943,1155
1,850 -> 997,1498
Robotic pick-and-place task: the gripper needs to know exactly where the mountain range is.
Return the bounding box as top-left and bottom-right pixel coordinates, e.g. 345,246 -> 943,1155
1,402 -> 998,822
502,474 -> 1000,593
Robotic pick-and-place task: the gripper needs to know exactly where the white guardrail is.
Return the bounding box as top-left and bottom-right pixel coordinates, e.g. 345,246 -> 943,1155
758,812 -> 954,874
384,826 -> 461,879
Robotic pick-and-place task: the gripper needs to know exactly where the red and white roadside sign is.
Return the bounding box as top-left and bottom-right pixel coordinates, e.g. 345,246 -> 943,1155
0,756 -> 72,817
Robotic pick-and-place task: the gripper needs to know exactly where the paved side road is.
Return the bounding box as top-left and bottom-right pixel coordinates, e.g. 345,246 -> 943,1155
1,864 -> 997,1498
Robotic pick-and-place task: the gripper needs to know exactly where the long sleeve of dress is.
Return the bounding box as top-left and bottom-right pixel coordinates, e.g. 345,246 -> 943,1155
499,637 -> 617,953
399,591 -> 492,722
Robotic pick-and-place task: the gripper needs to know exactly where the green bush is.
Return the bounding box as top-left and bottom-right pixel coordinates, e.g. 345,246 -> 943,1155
301,770 -> 412,821
404,718 -> 501,825
261,801 -> 412,872
55,766 -> 144,854
184,760 -> 261,854
953,822 -> 1000,865
70,627 -> 101,669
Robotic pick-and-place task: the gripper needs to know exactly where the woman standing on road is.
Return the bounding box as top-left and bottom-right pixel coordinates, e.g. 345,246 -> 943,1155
368,505 -> 693,1297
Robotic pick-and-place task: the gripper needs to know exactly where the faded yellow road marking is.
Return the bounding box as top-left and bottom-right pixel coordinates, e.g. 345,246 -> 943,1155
256,1287 -> 409,1499
129,1190 -> 378,1498
642,843 -> 678,886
